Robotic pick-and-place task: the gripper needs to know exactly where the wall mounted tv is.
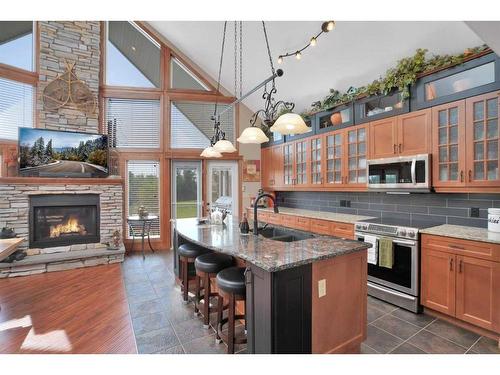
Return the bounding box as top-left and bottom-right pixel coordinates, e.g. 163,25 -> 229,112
18,127 -> 109,178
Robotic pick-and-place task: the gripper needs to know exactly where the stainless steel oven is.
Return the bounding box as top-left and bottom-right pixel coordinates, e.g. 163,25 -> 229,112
355,221 -> 421,312
367,154 -> 431,191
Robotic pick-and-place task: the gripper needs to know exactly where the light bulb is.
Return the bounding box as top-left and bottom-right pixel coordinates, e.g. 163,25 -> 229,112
295,51 -> 301,60
277,56 -> 283,64
310,37 -> 317,47
327,21 -> 335,31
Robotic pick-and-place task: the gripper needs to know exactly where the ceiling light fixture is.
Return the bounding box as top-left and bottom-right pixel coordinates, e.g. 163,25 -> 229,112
270,112 -> 310,135
277,20 -> 335,64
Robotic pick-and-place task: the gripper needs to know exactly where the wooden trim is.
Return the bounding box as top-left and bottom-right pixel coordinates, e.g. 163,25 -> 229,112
0,63 -> 38,86
166,91 -> 235,103
100,86 -> 163,99
0,177 -> 124,185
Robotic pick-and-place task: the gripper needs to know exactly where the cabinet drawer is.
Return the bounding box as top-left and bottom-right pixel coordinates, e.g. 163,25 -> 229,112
267,213 -> 283,225
281,215 -> 298,229
310,219 -> 333,235
296,217 -> 311,231
332,222 -> 354,239
422,234 -> 500,262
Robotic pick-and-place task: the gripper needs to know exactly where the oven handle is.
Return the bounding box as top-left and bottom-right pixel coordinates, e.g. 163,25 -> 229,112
368,282 -> 417,301
356,232 -> 416,247
411,158 -> 416,185
393,238 -> 417,247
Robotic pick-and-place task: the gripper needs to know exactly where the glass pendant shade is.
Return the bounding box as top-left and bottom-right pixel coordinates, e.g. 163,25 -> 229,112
270,113 -> 309,135
200,146 -> 222,158
237,126 -> 269,144
213,139 -> 237,153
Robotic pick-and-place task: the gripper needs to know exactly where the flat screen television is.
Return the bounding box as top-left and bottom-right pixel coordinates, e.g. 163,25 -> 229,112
18,127 -> 109,178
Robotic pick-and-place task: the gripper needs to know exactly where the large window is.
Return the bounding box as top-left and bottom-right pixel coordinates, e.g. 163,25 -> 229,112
0,77 -> 34,141
106,98 -> 160,148
170,101 -> 234,149
106,21 -> 161,88
127,160 -> 160,237
0,21 -> 34,71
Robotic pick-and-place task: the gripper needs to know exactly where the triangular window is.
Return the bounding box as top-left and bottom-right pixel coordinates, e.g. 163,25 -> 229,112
171,57 -> 210,91
0,21 -> 33,71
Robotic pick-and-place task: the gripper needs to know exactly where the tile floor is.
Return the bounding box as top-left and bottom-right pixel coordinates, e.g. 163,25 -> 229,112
122,252 -> 499,355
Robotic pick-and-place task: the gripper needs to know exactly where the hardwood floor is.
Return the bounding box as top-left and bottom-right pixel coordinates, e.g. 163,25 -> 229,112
0,264 -> 137,354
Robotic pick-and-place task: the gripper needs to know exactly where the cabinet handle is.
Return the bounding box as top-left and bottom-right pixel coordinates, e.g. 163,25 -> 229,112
398,143 -> 402,153
449,258 -> 453,271
468,170 -> 472,182
449,244 -> 465,250
459,260 -> 463,273
460,170 -> 464,182
393,144 -> 397,154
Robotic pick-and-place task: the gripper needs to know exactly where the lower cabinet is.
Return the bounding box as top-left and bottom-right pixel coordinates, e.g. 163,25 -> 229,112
421,234 -> 500,333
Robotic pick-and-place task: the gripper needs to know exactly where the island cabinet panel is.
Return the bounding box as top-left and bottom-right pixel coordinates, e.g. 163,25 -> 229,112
455,256 -> 500,332
396,109 -> 431,155
311,251 -> 367,353
245,263 -> 312,354
369,117 -> 397,159
421,234 -> 500,334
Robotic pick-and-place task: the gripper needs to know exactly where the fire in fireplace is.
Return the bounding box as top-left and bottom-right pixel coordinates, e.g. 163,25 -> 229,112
29,194 -> 100,248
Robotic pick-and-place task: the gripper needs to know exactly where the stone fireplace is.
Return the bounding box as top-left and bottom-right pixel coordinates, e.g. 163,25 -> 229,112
29,194 -> 100,248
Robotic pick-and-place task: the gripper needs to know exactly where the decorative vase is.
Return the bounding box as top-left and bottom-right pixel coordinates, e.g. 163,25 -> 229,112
138,205 -> 149,219
330,112 -> 342,126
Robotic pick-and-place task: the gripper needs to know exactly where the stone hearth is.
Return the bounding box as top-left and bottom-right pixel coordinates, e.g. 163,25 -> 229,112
0,181 -> 124,277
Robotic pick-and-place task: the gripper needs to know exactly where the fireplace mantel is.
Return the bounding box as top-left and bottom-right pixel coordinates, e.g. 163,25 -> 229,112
0,177 -> 123,185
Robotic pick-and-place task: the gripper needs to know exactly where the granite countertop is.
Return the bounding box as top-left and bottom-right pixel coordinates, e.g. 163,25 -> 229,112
174,218 -> 370,272
248,206 -> 374,224
420,224 -> 500,245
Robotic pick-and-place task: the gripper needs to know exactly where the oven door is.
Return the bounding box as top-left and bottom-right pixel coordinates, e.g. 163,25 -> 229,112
356,233 -> 419,296
367,154 -> 430,190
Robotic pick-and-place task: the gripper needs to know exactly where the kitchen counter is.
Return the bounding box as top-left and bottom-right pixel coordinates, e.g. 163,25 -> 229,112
174,217 -> 370,272
420,224 -> 500,245
250,206 -> 375,224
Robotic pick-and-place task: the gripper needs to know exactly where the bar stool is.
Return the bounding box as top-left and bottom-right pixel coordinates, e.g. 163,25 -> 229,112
216,267 -> 247,354
194,252 -> 234,328
178,243 -> 210,303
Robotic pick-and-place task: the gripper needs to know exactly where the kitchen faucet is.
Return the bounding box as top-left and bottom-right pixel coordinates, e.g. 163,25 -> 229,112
253,192 -> 279,235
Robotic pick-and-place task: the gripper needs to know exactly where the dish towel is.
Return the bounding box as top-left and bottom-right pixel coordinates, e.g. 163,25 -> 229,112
378,237 -> 394,269
364,235 -> 378,265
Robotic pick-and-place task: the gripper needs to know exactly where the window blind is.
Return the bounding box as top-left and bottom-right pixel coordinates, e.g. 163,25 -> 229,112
127,160 -> 160,238
0,77 -> 33,141
170,101 -> 234,149
106,98 -> 160,148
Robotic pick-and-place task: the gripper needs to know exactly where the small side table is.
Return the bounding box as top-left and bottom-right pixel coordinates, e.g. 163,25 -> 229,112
127,215 -> 158,259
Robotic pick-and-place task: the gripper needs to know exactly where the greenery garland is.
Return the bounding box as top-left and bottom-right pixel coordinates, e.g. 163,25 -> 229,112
302,44 -> 490,118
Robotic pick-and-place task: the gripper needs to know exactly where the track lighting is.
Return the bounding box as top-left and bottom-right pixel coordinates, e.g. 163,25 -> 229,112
295,51 -> 302,60
310,37 -> 317,47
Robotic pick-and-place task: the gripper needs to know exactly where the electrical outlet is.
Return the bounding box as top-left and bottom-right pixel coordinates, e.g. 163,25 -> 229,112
318,279 -> 326,298
345,200 -> 351,207
470,207 -> 480,218
340,200 -> 346,207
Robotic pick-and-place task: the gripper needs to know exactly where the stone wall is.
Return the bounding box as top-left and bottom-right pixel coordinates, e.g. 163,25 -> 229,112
38,21 -> 100,133
0,183 -> 123,253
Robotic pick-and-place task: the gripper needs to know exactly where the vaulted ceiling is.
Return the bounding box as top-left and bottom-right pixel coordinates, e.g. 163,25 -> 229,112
150,21 -> 485,114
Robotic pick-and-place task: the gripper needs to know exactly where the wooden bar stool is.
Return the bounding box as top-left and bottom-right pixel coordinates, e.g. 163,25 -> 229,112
178,243 -> 210,303
215,267 -> 247,354
194,252 -> 234,328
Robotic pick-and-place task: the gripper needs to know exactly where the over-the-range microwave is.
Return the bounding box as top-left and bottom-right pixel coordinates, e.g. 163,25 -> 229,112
367,154 -> 431,192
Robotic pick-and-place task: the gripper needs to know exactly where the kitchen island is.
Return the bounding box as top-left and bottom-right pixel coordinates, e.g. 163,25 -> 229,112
174,217 -> 370,354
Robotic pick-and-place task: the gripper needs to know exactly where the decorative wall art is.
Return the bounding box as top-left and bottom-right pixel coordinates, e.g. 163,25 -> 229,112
42,60 -> 97,116
243,160 -> 261,182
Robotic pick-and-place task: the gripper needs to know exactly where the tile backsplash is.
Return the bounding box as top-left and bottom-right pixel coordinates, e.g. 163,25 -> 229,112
275,191 -> 500,228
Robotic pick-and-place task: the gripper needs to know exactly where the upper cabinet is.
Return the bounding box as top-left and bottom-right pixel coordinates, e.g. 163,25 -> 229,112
324,131 -> 345,186
355,90 -> 409,124
261,145 -> 283,189
465,91 -> 499,187
369,109 -> 431,159
346,125 -> 368,186
315,104 -> 354,135
309,136 -> 323,186
412,53 -> 500,110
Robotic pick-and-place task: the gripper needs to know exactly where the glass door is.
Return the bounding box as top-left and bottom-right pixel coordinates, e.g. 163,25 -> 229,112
207,160 -> 239,215
171,161 -> 202,219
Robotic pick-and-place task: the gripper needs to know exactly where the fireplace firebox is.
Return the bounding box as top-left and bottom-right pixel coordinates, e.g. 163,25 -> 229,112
29,194 -> 100,248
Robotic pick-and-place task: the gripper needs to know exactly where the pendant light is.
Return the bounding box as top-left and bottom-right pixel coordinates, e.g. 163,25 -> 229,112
237,126 -> 269,144
200,146 -> 222,158
270,112 -> 310,135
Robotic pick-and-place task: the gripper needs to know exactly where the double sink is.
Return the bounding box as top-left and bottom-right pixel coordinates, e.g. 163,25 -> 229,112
255,225 -> 317,242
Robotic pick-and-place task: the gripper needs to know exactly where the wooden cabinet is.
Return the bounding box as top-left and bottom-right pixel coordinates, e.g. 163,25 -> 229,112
346,125 -> 368,187
370,109 -> 431,159
465,91 -> 500,187
432,100 -> 467,187
369,117 -> 397,158
294,140 -> 309,186
282,143 -> 294,187
261,145 -> 283,189
324,130 -> 345,186
421,234 -> 500,334
309,136 -> 323,186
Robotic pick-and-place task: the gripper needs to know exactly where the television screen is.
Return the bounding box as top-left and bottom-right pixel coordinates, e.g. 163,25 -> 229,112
18,127 -> 109,178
